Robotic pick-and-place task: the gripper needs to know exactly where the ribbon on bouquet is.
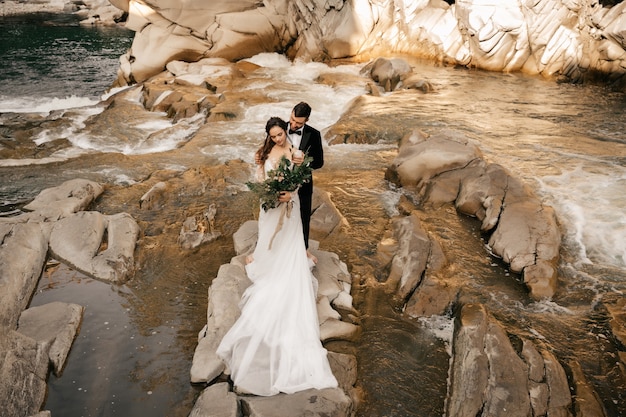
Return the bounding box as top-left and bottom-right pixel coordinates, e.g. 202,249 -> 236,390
268,200 -> 294,250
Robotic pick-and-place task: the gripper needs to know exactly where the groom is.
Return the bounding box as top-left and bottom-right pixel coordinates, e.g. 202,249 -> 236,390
286,102 -> 324,252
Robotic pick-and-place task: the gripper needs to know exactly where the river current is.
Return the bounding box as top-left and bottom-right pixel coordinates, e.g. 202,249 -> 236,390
1,13 -> 625,417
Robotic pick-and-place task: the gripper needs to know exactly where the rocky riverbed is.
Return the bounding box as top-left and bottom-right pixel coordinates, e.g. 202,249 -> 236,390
2,55 -> 625,416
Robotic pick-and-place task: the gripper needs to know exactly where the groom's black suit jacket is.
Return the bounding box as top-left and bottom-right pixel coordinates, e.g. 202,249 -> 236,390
297,124 -> 324,249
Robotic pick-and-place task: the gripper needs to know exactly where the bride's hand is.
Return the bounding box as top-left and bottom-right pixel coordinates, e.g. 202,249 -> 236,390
292,150 -> 304,165
278,191 -> 292,203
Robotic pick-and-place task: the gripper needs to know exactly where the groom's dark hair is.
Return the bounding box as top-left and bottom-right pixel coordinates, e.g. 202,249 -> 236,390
293,102 -> 311,118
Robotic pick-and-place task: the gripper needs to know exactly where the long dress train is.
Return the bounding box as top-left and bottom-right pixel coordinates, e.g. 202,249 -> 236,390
216,158 -> 338,396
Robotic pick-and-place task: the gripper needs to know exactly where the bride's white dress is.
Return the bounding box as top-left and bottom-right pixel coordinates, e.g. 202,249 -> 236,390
216,157 -> 338,396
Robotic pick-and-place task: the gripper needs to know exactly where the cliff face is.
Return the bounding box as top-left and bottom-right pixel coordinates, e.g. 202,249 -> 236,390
107,0 -> 625,88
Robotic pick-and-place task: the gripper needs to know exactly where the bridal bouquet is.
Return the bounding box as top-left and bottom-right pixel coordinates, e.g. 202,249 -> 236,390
247,153 -> 313,211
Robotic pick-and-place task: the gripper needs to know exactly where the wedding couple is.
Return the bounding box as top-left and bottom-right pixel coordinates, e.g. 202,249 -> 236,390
216,102 -> 338,396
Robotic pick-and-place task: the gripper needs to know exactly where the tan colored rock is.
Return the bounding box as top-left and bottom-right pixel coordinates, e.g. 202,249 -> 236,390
488,200 -> 560,273
448,304 -> 574,417
543,349 -> 573,416
404,273 -> 457,318
447,303 -> 489,417
569,360 -> 607,417
605,296 -> 626,347
112,1 -> 625,89
241,387 -> 353,417
190,263 -> 250,384
386,129 -> 483,192
361,57 -> 412,91
523,259 -> 558,300
21,178 -> 104,222
385,214 -> 430,302
310,187 -> 346,240
189,382 -> 239,417
0,330 -> 49,417
0,223 -> 49,330
49,211 -> 140,283
17,302 -> 84,376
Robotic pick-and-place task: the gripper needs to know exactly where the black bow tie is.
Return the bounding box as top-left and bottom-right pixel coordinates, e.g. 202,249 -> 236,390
289,129 -> 302,135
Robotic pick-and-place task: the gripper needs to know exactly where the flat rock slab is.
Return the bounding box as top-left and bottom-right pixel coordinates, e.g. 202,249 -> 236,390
189,382 -> 239,417
23,178 -> 103,221
49,211 -> 140,283
0,330 -> 49,417
242,387 -> 353,417
0,222 -> 49,329
18,301 -> 84,376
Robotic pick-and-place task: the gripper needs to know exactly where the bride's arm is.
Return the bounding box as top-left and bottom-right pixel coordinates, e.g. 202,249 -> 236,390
255,164 -> 265,182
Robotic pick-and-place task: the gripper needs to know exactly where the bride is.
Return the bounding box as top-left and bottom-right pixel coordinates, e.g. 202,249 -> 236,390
216,117 -> 338,396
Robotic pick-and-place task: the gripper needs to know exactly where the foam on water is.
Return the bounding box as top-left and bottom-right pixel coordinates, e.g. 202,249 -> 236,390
0,94 -> 100,114
418,315 -> 454,355
537,164 -> 626,269
242,53 -> 367,130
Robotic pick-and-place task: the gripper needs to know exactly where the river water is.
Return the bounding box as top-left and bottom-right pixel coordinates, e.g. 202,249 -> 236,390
1,13 -> 626,417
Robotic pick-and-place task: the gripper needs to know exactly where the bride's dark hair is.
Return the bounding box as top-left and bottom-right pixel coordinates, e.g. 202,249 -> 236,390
257,117 -> 288,163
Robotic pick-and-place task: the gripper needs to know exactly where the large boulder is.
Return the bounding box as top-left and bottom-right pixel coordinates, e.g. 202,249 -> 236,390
0,330 -> 50,417
361,57 -> 413,91
446,303 -> 574,417
387,129 -> 561,300
110,1 -> 625,89
385,129 -> 483,193
49,211 -> 140,283
0,223 -> 49,330
17,302 -> 84,377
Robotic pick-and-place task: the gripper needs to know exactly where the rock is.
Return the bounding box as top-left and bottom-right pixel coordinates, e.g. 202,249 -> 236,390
327,352 -> 358,398
312,250 -> 352,310
488,199 -> 561,296
521,340 -> 545,383
320,319 -> 359,343
241,387 -> 353,417
0,330 -> 49,417
50,0 -> 626,91
310,188 -> 346,240
446,303 -> 489,417
17,302 -> 84,376
543,350 -> 573,416
188,382 -> 239,417
233,220 -> 259,256
404,273 -> 457,318
401,74 -> 434,92
569,360 -> 607,417
49,211 -> 140,283
456,162 -> 508,231
190,263 -> 251,383
388,128 -> 561,299
139,181 -> 167,210
191,221 -> 357,414
522,259 -> 558,300
361,57 -> 413,91
447,303 -> 573,417
0,223 -> 49,330
385,214 -> 430,302
20,178 -> 104,222
385,129 -> 483,193
482,321 -> 532,416
604,295 -> 626,347
317,295 -> 341,325
178,205 -> 221,250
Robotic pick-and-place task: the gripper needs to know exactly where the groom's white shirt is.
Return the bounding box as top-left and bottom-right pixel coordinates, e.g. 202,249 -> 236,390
287,124 -> 302,149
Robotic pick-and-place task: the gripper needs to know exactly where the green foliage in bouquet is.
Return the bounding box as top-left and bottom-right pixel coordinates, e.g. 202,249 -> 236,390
247,154 -> 313,211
